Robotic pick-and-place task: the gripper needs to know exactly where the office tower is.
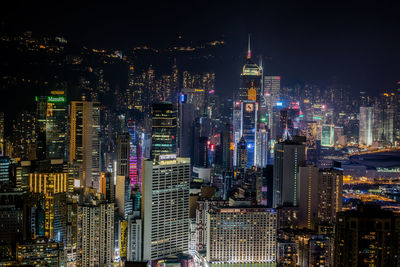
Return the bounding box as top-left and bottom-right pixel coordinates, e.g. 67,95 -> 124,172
69,101 -> 100,188
116,133 -> 130,177
0,112 -> 4,155
178,97 -> 195,158
196,136 -> 209,168
128,121 -> 140,188
206,207 -> 277,265
46,91 -> 67,159
77,200 -> 114,266
116,175 -> 133,218
256,124 -> 269,168
359,106 -> 373,146
235,101 -> 258,167
335,205 -> 400,266
142,156 -> 190,260
261,165 -> 274,207
321,124 -> 335,147
318,167 -> 343,225
16,241 -> 64,267
127,214 -> 142,262
298,165 -> 319,229
151,103 -> 177,158
29,169 -> 68,239
273,137 -> 306,207
220,124 -> 233,169
0,156 -> 10,184
264,76 -> 281,104
239,37 -> 262,103
181,88 -> 207,117
53,193 -> 67,244
236,136 -> 248,169
100,172 -> 114,202
270,103 -> 284,141
373,93 -> 395,145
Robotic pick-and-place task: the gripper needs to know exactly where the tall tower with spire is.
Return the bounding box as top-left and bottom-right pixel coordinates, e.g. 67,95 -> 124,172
233,35 -> 263,168
239,35 -> 262,102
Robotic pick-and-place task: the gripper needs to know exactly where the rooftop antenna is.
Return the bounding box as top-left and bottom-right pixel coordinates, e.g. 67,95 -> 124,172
247,34 -> 251,59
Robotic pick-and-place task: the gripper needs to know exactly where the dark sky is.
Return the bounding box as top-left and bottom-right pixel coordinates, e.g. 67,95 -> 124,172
2,1 -> 400,96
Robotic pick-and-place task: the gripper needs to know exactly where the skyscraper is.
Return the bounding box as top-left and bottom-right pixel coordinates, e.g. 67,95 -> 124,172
273,137 -> 306,207
142,156 -> 190,260
46,91 -> 67,160
318,167 -> 343,225
69,101 -> 100,188
321,124 -> 334,147
359,106 -> 373,146
151,103 -> 177,158
239,36 -> 262,103
116,132 -> 130,177
264,76 -> 281,106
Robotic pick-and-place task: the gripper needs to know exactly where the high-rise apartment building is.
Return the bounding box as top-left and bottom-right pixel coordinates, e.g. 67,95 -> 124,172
77,200 -> 114,266
142,156 -> 190,260
318,167 -> 343,225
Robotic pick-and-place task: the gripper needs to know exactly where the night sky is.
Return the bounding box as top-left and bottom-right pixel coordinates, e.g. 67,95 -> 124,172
2,1 -> 400,96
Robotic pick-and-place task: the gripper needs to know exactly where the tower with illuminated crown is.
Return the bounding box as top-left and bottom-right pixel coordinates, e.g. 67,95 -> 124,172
233,35 -> 263,168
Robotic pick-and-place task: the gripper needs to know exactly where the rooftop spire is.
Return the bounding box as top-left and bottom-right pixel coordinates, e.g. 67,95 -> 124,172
247,34 -> 251,59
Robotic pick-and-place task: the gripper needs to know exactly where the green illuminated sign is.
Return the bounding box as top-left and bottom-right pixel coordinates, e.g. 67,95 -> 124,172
47,96 -> 66,103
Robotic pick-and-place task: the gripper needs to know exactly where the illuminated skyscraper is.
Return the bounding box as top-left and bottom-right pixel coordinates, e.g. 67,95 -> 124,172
318,167 -> 343,225
127,121 -> 140,188
116,133 -> 130,177
151,103 -> 177,158
69,101 -> 100,188
359,106 -> 373,146
239,36 -> 262,103
142,156 -> 190,260
273,137 -> 306,207
46,91 -> 67,160
321,124 -> 335,147
264,76 -> 281,105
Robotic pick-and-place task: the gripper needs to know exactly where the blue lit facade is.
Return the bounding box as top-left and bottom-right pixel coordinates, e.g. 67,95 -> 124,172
240,101 -> 258,167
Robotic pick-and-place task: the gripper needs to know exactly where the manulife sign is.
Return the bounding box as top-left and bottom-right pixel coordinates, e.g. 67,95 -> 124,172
47,96 -> 66,103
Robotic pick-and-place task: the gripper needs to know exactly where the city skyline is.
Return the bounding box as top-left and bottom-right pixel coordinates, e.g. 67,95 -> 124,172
1,2 -> 400,267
